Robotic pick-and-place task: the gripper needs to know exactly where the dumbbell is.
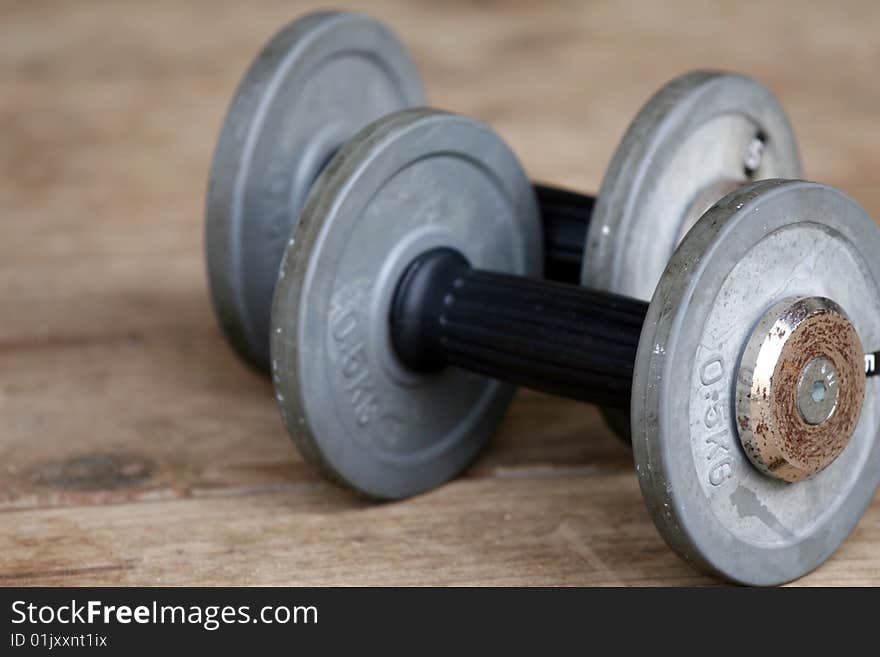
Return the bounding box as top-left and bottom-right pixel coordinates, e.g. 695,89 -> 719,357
205,11 -> 802,441
269,104 -> 880,584
206,12 -> 880,583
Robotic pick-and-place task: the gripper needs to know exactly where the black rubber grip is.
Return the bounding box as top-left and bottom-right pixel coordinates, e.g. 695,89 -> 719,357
390,248 -> 648,409
534,184 -> 594,285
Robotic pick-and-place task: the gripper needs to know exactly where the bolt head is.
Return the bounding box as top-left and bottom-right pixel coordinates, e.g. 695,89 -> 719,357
736,297 -> 866,482
744,134 -> 766,174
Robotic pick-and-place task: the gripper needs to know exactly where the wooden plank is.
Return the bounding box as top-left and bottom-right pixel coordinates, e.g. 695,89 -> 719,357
1,0 -> 879,586
0,474 -> 714,586
2,472 -> 877,587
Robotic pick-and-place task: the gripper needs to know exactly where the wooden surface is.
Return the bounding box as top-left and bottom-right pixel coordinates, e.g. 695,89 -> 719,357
2,0 -> 879,586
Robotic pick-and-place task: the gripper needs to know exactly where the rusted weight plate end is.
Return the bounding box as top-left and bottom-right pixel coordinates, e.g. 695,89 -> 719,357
736,297 -> 866,482
632,179 -> 880,585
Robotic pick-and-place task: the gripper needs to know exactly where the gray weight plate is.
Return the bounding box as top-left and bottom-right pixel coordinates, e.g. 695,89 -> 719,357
270,109 -> 542,499
632,180 -> 880,585
206,12 -> 425,372
583,71 -> 802,301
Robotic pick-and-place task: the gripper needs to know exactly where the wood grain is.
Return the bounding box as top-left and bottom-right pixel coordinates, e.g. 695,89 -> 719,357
1,0 -> 879,586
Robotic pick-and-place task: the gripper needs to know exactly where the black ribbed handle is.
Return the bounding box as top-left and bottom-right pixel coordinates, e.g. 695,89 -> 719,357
534,184 -> 594,285
390,249 -> 648,409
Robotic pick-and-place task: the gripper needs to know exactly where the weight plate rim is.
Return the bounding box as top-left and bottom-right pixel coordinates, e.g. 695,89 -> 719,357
632,179 -> 880,585
270,108 -> 542,499
205,11 -> 425,372
582,70 -> 802,299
